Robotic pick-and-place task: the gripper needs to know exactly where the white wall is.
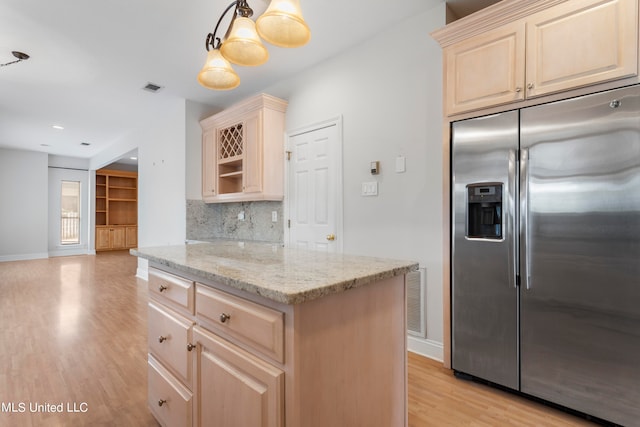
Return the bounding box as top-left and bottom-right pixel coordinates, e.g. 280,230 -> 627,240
184,4 -> 447,360
89,98 -> 188,278
273,5 -> 445,359
0,148 -> 49,261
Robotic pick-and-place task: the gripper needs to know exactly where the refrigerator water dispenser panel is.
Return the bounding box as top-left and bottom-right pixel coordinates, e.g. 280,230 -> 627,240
467,183 -> 503,239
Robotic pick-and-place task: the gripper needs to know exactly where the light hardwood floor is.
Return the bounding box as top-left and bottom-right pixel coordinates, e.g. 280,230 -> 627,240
0,251 -> 596,426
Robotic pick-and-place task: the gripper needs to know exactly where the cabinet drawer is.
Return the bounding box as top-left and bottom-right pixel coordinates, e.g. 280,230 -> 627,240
148,354 -> 192,427
196,285 -> 284,363
149,268 -> 195,315
148,302 -> 194,388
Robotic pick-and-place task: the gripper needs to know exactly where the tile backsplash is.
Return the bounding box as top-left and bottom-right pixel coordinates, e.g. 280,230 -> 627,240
186,199 -> 284,243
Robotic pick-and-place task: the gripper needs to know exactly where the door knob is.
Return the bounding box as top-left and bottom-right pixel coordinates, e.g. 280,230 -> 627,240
326,234 -> 336,241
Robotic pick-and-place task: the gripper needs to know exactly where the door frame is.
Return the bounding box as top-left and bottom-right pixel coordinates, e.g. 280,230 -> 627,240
284,116 -> 344,252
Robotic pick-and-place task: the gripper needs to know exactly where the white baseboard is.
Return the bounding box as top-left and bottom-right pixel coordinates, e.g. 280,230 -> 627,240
0,252 -> 49,262
408,336 -> 444,362
48,248 -> 92,257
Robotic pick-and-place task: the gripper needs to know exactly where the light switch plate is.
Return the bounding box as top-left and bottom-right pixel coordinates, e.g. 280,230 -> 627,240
395,156 -> 406,173
362,181 -> 378,196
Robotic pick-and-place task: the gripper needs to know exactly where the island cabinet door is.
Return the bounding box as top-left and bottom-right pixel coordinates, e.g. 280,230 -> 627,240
192,326 -> 284,427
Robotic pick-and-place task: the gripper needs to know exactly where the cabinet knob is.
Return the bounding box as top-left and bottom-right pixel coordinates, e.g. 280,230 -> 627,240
187,343 -> 196,351
219,313 -> 231,323
326,234 -> 336,241
158,399 -> 167,407
159,285 -> 168,292
527,83 -> 534,90
515,87 -> 522,93
158,335 -> 167,343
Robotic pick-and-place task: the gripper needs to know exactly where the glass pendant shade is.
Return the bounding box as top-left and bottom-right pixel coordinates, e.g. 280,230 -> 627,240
256,0 -> 311,48
197,49 -> 240,90
220,17 -> 269,66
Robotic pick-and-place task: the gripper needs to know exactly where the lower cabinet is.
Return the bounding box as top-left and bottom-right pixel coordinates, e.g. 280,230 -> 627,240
146,265 -> 407,427
95,225 -> 137,251
148,267 -> 284,427
192,327 -> 284,427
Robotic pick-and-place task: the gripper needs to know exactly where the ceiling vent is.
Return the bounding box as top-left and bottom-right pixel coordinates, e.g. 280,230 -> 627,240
143,82 -> 163,93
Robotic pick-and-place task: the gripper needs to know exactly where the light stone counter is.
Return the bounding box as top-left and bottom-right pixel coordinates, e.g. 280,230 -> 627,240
132,240 -> 418,304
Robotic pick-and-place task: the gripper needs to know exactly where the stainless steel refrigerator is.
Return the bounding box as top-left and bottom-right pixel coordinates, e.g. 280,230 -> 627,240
451,84 -> 640,426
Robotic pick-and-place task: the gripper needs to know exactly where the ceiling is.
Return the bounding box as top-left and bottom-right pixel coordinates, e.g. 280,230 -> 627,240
0,0 -> 496,160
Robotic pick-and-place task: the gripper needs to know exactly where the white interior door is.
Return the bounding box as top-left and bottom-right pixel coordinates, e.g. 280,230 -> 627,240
286,118 -> 342,252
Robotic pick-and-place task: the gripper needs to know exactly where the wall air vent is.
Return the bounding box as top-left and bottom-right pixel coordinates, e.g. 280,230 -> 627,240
143,82 -> 163,93
407,267 -> 427,338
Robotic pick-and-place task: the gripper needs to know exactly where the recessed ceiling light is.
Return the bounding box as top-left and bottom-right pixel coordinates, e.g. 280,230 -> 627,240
130,156 -> 138,160
52,125 -> 64,130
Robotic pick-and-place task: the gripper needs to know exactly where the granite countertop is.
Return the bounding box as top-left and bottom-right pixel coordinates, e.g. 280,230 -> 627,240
132,241 -> 418,305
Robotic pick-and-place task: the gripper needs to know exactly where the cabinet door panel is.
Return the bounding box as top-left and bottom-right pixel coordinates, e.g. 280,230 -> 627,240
445,22 -> 525,115
193,327 -> 283,427
202,129 -> 217,200
125,226 -> 137,248
111,227 -> 125,249
95,227 -> 110,250
526,0 -> 638,97
243,111 -> 263,193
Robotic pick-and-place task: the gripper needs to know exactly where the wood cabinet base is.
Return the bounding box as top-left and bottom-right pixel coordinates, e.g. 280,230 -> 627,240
147,264 -> 408,427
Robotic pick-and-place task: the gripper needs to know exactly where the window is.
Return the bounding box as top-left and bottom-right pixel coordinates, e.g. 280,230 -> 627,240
61,181 -> 81,245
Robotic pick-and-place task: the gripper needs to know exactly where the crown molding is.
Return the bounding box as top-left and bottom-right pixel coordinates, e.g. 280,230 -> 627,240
431,0 -> 569,47
200,93 -> 288,128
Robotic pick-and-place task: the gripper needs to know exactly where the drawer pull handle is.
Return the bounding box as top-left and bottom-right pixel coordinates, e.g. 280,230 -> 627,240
158,399 -> 167,407
158,285 -> 168,292
187,343 -> 196,351
158,335 -> 167,343
219,313 -> 231,323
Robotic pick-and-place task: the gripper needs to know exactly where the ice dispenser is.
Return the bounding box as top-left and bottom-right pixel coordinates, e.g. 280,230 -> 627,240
467,183 -> 503,239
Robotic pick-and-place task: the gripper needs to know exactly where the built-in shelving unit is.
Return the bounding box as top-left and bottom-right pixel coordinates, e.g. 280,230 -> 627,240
95,169 -> 138,251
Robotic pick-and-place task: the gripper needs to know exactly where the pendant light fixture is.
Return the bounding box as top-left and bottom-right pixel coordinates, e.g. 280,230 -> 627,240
198,0 -> 310,91
256,0 -> 310,48
1,51 -> 30,68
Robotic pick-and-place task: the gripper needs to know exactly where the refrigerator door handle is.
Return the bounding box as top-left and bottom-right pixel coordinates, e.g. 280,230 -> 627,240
508,148 -> 518,289
520,147 -> 531,290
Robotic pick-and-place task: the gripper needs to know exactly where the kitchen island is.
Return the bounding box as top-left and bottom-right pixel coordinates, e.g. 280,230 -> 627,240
133,241 -> 417,427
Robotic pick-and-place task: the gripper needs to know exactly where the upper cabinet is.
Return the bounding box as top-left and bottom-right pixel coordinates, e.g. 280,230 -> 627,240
200,93 -> 288,203
434,0 -> 639,116
526,0 -> 637,97
444,22 -> 526,114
